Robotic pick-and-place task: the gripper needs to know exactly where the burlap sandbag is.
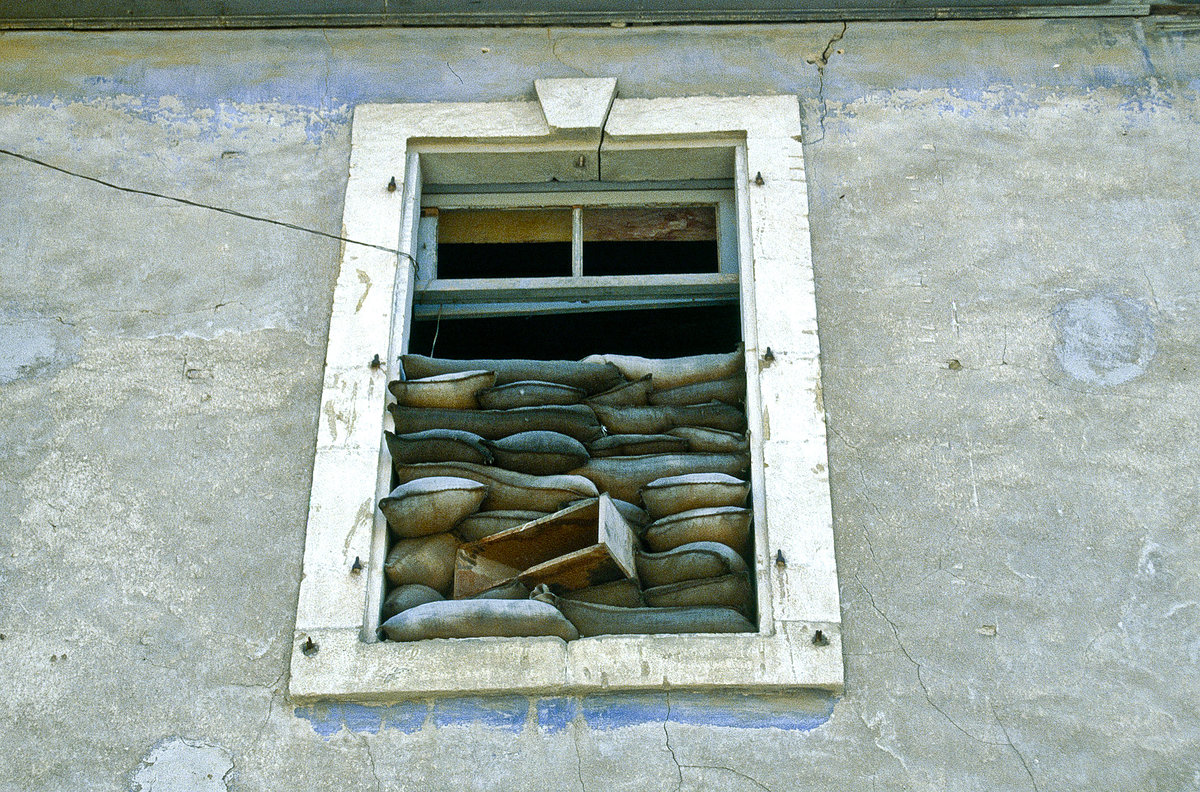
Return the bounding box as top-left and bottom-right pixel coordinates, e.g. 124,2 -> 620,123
393,461 -> 598,512
532,586 -> 753,637
634,541 -> 748,587
384,533 -> 460,594
590,402 -> 746,435
378,477 -> 488,538
486,431 -> 590,476
402,354 -> 622,394
388,370 -> 496,409
581,348 -> 742,391
381,584 -> 445,622
642,506 -> 753,554
385,429 -> 493,466
389,403 -> 602,443
380,599 -> 579,641
478,380 -> 585,410
570,453 -> 749,505
639,472 -> 750,519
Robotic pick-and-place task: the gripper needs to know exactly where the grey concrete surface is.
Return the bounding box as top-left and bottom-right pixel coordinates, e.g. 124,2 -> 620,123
1,18 -> 1199,791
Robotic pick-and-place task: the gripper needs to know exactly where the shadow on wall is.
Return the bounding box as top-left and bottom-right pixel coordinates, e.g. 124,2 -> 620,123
294,691 -> 838,738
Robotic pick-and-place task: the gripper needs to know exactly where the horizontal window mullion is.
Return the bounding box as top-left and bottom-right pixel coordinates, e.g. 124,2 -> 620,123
414,274 -> 739,304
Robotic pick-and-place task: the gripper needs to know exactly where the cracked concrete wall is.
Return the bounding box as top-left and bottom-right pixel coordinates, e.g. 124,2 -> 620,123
1,18 -> 1199,792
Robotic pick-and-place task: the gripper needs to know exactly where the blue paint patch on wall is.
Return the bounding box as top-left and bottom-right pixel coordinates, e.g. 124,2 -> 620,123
432,696 -> 529,732
536,697 -> 580,734
581,692 -> 836,732
295,701 -> 427,739
295,692 -> 836,738
580,693 -> 669,731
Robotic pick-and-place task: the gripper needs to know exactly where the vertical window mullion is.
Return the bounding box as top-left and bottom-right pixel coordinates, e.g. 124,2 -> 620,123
571,205 -> 584,278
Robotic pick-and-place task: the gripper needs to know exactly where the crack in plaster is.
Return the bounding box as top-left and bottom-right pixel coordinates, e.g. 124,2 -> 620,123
363,737 -> 383,792
991,703 -> 1041,792
812,23 -> 847,145
549,31 -> 591,78
854,574 -> 1008,748
662,693 -> 773,792
571,725 -> 587,792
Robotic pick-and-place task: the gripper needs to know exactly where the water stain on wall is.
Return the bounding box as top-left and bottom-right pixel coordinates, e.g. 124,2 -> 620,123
1052,293 -> 1156,386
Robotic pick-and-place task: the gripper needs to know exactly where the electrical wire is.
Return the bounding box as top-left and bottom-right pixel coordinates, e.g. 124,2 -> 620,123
0,146 -> 416,265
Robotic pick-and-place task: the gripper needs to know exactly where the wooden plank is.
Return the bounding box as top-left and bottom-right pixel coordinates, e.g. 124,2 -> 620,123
464,498 -> 601,570
439,208 -> 573,244
453,552 -> 523,600
517,546 -> 628,591
454,494 -> 638,597
415,273 -> 739,304
583,206 -> 716,242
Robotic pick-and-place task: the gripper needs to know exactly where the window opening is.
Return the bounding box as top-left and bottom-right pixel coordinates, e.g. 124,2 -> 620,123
380,187 -> 756,641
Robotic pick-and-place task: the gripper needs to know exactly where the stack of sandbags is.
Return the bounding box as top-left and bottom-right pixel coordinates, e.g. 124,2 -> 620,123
377,348 -> 758,642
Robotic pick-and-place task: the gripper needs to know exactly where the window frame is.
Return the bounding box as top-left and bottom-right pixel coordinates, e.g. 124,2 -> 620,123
290,91 -> 842,700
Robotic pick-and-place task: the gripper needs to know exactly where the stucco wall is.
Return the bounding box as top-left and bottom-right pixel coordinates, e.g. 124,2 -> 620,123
1,19 -> 1198,791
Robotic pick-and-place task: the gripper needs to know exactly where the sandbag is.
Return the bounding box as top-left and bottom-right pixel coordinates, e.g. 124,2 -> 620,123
666,427 -> 749,454
588,434 -> 690,458
590,402 -> 746,435
393,461 -> 598,512
585,375 -> 653,407
381,584 -> 445,622
643,572 -> 752,615
634,541 -> 748,587
478,380 -> 585,410
570,453 -> 750,504
384,533 -> 460,594
388,370 -> 496,409
402,354 -> 623,394
389,404 -> 602,443
381,598 -> 579,641
485,431 -> 590,476
385,429 -> 493,466
643,506 -> 753,553
454,510 -> 547,542
610,498 -> 650,530
560,578 -> 644,608
378,477 -> 489,538
582,347 -> 743,391
649,375 -> 746,407
533,587 -> 753,637
640,472 -> 751,520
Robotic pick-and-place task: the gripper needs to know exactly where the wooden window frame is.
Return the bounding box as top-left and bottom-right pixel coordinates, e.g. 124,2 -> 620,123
289,92 -> 843,700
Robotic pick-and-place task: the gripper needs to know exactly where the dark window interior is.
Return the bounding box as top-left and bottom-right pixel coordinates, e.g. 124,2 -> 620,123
582,240 -> 718,276
438,242 -> 572,279
409,303 -> 741,361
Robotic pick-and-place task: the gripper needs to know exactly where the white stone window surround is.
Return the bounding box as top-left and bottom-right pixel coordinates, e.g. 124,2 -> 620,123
289,84 -> 843,700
